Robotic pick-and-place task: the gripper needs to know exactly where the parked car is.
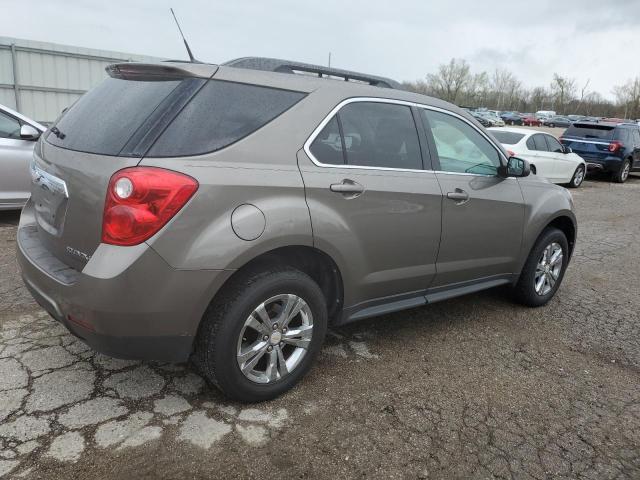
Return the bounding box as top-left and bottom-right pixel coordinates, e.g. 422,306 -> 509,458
522,115 -> 542,127
489,127 -> 586,187
479,112 -> 505,127
0,104 -> 45,210
500,112 -> 524,126
17,58 -> 577,401
536,110 -> 556,121
543,116 -> 572,128
560,121 -> 640,183
471,112 -> 492,127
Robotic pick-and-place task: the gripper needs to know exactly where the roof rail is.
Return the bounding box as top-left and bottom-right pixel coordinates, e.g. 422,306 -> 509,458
222,57 -> 403,90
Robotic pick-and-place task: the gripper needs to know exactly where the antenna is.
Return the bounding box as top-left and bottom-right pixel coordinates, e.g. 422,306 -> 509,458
170,8 -> 196,62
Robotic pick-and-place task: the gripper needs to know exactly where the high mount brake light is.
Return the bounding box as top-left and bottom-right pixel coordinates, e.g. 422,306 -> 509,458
102,167 -> 198,246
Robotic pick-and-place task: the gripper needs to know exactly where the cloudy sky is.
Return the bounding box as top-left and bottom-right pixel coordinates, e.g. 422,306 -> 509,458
4,0 -> 639,98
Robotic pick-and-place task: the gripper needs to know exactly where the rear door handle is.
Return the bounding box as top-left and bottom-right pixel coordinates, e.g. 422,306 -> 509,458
446,189 -> 469,204
330,180 -> 364,197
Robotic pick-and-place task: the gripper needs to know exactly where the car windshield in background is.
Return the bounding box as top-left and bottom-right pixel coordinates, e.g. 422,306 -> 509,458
564,123 -> 615,140
490,131 -> 525,145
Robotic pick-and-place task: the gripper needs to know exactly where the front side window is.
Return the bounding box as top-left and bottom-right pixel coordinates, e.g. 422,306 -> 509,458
309,116 -> 344,165
421,109 -> 501,175
0,111 -> 21,139
545,135 -> 563,153
532,134 -> 549,152
337,102 -> 423,170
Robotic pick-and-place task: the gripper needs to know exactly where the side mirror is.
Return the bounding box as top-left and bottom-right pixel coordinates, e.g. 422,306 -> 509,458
562,145 -> 572,154
20,124 -> 41,141
498,157 -> 531,178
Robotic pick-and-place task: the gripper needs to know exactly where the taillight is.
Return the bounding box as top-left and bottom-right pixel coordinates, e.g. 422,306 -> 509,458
102,167 -> 198,246
608,141 -> 623,153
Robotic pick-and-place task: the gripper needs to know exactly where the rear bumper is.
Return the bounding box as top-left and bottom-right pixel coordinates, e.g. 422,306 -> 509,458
17,200 -> 233,362
583,157 -> 622,173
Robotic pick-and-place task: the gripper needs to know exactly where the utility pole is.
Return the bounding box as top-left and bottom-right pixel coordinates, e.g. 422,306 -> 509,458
328,52 -> 331,68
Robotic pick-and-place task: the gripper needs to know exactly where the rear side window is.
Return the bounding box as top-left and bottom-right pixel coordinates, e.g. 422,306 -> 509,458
148,81 -> 305,157
615,129 -> 630,143
526,136 -> 535,150
532,134 -> 549,151
565,124 -> 615,140
545,135 -> 563,153
490,131 -> 525,145
47,77 -> 181,155
309,116 -> 344,165
338,102 -> 423,170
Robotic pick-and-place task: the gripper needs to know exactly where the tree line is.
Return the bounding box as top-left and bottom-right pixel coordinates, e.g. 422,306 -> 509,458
402,58 -> 640,119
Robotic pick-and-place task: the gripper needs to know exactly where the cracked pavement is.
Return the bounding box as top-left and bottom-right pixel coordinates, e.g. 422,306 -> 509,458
0,175 -> 639,479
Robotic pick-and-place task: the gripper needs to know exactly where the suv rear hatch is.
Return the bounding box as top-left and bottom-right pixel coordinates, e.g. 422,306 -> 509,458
31,63 -> 216,271
560,123 -> 616,160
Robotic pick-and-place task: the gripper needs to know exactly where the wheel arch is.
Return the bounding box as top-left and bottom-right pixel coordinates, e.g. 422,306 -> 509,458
206,245 -> 344,324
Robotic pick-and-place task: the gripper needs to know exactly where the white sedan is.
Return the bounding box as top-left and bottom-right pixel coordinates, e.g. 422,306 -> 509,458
489,127 -> 587,188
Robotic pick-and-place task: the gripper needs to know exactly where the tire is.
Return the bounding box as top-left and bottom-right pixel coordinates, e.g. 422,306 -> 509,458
567,165 -> 585,188
192,267 -> 328,402
549,123 -> 555,128
513,227 -> 569,307
613,159 -> 631,183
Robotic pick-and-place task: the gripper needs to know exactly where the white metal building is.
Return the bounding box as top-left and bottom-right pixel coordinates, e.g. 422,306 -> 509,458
0,36 -> 161,124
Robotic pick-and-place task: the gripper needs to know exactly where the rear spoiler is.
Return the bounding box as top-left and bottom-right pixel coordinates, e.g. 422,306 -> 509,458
106,62 -> 217,81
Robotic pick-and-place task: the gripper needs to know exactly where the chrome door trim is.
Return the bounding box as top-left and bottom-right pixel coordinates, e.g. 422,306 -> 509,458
302,96 -> 509,177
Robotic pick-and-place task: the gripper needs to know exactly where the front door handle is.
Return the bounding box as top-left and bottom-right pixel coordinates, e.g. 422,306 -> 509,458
446,188 -> 469,204
330,179 -> 365,197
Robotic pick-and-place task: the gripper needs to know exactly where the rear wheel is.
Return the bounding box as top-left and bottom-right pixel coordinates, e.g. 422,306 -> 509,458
567,165 -> 585,188
192,268 -> 328,402
613,159 -> 631,183
513,228 -> 569,307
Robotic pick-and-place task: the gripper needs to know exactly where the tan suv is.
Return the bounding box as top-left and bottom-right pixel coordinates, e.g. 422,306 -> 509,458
17,58 -> 576,401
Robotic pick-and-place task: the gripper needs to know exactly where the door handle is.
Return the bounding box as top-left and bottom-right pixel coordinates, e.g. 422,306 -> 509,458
446,189 -> 469,204
330,180 -> 364,197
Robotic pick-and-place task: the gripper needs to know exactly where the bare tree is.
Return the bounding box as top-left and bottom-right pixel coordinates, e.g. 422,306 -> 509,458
613,77 -> 640,119
425,58 -> 471,104
550,74 -> 577,114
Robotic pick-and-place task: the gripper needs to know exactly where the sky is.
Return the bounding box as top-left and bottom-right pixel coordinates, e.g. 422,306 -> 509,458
3,0 -> 639,99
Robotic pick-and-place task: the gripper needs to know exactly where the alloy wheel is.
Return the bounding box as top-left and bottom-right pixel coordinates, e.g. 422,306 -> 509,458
621,162 -> 630,182
573,167 -> 585,186
236,294 -> 313,384
534,242 -> 563,296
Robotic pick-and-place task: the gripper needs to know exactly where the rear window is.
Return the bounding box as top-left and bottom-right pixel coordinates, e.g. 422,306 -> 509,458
147,81 -> 305,157
47,77 -> 182,155
46,77 -> 305,158
564,123 -> 615,140
490,131 -> 525,145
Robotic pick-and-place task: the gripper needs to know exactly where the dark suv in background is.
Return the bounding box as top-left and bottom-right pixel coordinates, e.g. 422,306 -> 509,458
560,122 -> 640,183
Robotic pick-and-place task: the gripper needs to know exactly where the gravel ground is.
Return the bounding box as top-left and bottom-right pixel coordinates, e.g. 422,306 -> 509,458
0,173 -> 639,479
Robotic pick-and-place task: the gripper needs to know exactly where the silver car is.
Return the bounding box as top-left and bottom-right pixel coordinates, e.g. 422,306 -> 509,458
17,58 -> 577,402
0,104 -> 45,210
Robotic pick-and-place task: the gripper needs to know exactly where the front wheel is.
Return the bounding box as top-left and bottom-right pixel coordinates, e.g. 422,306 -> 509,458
192,268 -> 328,402
513,228 -> 569,307
567,165 -> 585,188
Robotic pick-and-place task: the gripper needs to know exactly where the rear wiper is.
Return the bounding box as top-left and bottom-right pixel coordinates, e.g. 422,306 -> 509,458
50,126 -> 66,140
